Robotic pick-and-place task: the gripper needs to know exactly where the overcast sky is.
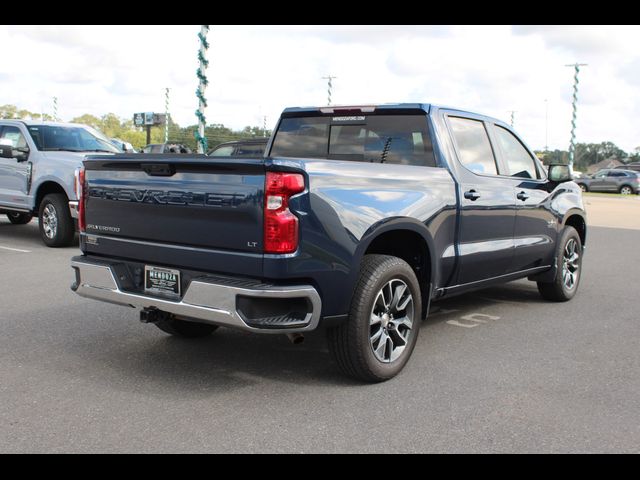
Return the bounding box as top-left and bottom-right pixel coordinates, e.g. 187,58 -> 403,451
1,25 -> 639,152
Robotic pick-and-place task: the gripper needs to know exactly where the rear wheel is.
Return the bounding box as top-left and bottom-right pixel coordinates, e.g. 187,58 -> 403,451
6,212 -> 33,224
619,185 -> 633,195
537,226 -> 582,302
155,316 -> 219,338
38,193 -> 75,247
327,254 -> 422,383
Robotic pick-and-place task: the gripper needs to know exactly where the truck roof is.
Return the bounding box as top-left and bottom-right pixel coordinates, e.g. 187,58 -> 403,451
281,103 -> 505,127
0,119 -> 92,128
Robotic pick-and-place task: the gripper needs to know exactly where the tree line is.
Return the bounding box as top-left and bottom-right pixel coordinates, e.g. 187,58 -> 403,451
536,142 -> 639,171
0,105 -> 270,151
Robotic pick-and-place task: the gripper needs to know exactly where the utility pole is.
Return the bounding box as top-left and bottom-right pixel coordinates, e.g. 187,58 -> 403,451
507,110 -> 516,128
263,115 -> 267,137
52,97 -> 58,121
164,88 -> 170,143
195,25 -> 210,154
566,63 -> 588,167
322,75 -> 337,105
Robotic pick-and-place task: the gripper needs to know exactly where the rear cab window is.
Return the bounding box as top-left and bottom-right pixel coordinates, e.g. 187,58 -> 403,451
270,114 -> 437,167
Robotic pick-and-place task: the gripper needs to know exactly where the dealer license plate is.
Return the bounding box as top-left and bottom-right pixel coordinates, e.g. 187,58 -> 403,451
145,266 -> 181,297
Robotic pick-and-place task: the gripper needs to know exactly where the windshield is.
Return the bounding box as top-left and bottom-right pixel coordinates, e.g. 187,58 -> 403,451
27,125 -> 120,153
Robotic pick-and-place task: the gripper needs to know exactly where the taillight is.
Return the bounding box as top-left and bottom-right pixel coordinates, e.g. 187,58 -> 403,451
75,167 -> 86,232
264,172 -> 305,254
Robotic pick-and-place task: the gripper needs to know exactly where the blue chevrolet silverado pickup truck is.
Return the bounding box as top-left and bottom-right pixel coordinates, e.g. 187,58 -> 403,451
70,103 -> 586,382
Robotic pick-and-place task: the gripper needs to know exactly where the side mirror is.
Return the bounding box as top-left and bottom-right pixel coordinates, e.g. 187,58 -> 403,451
0,145 -> 29,161
548,164 -> 573,183
0,145 -> 12,159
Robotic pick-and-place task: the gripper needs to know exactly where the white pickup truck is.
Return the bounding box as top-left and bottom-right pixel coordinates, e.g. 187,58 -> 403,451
0,120 -> 119,246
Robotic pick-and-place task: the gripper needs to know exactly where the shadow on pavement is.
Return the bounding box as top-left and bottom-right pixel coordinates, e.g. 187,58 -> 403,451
54,279 -> 547,393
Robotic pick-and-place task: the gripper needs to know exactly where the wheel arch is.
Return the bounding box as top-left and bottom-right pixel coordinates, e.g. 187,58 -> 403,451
34,181 -> 69,213
563,211 -> 587,247
354,218 -> 437,315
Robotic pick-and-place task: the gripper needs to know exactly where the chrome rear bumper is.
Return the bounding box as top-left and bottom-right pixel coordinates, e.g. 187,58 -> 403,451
71,259 -> 322,334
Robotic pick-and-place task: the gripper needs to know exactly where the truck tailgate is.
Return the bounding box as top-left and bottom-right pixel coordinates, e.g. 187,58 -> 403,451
82,156 -> 265,276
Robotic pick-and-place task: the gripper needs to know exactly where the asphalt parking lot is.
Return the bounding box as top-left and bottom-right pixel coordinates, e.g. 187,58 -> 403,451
1,208 -> 639,453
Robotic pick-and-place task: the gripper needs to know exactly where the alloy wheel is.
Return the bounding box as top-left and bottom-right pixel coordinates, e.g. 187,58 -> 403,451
42,204 -> 58,240
369,279 -> 415,363
562,238 -> 580,290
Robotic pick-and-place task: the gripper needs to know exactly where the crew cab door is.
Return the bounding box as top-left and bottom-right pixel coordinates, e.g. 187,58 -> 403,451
488,123 -> 557,272
0,126 -> 32,209
445,115 -> 516,286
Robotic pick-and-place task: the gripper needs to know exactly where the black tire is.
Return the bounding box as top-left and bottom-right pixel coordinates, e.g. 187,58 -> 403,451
38,193 -> 75,247
327,254 -> 422,383
619,185 -> 633,195
578,183 -> 588,192
6,212 -> 33,225
155,316 -> 219,338
537,226 -> 583,302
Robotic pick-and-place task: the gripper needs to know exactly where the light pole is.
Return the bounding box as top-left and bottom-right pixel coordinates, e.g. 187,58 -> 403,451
195,25 -> 210,154
53,97 -> 58,121
322,75 -> 337,106
566,63 -> 588,167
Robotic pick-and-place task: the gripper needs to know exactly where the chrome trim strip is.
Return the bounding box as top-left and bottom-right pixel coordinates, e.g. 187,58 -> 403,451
71,260 -> 321,334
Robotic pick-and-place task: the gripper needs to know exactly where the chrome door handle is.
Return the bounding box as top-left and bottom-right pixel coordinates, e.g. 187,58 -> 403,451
464,190 -> 481,201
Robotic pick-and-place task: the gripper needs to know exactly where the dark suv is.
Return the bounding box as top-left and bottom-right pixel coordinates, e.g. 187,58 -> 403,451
207,138 -> 267,157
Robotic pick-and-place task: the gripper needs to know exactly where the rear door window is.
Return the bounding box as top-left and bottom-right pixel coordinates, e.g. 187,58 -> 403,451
448,117 -> 498,175
270,114 -> 437,167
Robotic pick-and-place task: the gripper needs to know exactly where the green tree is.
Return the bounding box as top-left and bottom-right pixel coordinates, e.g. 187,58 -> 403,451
0,104 -> 18,118
70,114 -> 101,128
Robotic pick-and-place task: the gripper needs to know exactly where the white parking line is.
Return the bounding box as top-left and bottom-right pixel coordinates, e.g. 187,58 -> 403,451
446,312 -> 501,328
0,245 -> 31,253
